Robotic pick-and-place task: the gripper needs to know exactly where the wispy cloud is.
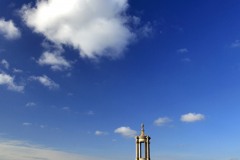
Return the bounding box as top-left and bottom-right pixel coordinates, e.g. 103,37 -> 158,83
0,18 -> 21,40
67,93 -> 73,96
172,25 -> 183,32
231,40 -> 240,48
13,68 -> 23,73
137,22 -> 153,38
0,139 -> 110,160
29,75 -> 59,89
62,107 -> 69,110
154,117 -> 173,126
180,113 -> 205,122
95,131 -> 109,135
86,111 -> 94,115
1,59 -> 9,69
23,123 -> 32,126
114,127 -> 137,138
177,48 -> 188,53
26,102 -> 36,107
182,58 -> 191,62
0,72 -> 24,92
230,158 -> 238,160
9,3 -> 15,8
66,73 -> 71,77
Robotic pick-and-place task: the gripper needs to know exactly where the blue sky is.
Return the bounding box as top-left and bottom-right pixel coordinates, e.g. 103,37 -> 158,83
0,0 -> 240,160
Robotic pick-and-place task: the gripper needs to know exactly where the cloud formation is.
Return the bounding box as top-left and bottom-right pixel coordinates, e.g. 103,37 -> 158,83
0,18 -> 21,40
114,126 -> 137,138
20,0 -> 136,59
26,102 -> 36,107
0,139 -> 110,160
1,59 -> 9,69
87,111 -> 94,115
95,131 -> 109,135
154,117 -> 173,126
23,123 -> 32,126
0,72 -> 24,92
182,58 -> 191,62
231,40 -> 240,48
62,107 -> 69,110
38,51 -> 72,71
13,68 -> 23,73
177,48 -> 188,53
180,113 -> 205,122
29,75 -> 59,89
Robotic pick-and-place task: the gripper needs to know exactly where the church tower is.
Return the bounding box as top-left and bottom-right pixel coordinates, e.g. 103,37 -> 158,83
135,124 -> 151,160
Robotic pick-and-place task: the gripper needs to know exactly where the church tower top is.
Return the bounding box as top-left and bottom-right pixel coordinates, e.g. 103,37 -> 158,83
135,124 -> 151,160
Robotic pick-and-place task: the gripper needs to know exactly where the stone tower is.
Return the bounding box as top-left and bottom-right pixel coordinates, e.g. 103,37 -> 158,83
135,124 -> 151,160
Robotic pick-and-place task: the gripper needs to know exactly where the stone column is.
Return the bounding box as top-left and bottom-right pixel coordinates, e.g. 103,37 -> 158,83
147,137 -> 150,160
136,138 -> 139,160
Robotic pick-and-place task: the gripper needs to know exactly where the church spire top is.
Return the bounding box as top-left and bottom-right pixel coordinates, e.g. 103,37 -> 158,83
140,124 -> 146,137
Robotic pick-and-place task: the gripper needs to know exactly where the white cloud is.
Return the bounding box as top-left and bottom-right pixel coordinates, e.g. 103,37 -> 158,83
29,75 -> 59,89
0,18 -> 21,40
114,126 -> 137,138
177,48 -> 188,53
26,102 -> 36,107
13,68 -> 23,73
95,131 -> 109,135
231,40 -> 240,48
67,93 -> 73,96
180,113 -> 205,122
23,123 -> 32,126
0,72 -> 24,92
40,125 -> 45,128
1,59 -> 9,69
62,107 -> 69,110
38,51 -> 72,71
20,0 -> 137,59
0,139 -> 110,160
154,117 -> 173,126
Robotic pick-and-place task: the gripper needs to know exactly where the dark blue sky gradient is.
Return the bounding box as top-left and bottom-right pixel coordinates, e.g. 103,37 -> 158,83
0,0 -> 240,160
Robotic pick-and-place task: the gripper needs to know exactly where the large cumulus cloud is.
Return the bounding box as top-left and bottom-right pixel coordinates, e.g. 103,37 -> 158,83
20,0 -> 136,59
